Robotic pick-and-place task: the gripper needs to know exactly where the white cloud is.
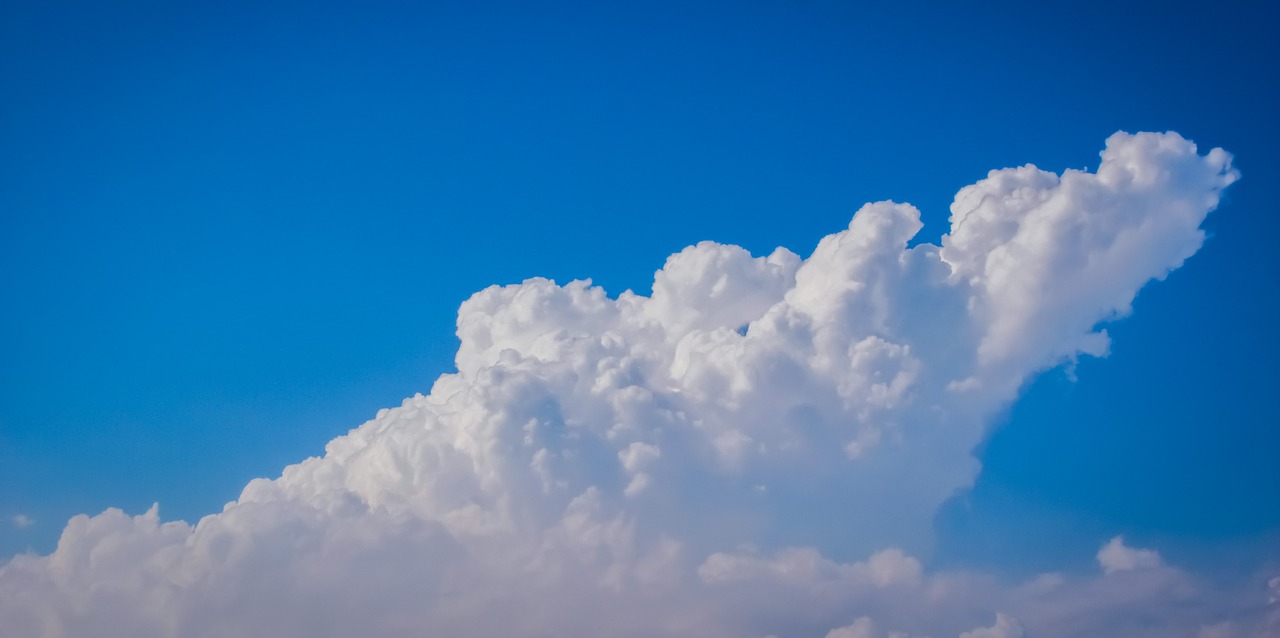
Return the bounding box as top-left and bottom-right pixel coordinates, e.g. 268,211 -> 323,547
959,613 -> 1025,638
11,514 -> 33,529
1097,536 -> 1163,574
1197,621 -> 1238,638
696,546 -> 921,589
826,617 -> 877,638
0,132 -> 1257,637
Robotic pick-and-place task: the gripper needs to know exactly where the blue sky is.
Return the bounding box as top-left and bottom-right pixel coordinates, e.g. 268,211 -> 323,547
2,0 -> 1277,606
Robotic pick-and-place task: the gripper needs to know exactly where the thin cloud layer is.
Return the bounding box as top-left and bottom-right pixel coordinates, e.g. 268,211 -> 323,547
2,132 -> 1266,637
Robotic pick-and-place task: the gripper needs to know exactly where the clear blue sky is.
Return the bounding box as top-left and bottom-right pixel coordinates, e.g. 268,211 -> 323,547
2,0 -> 1277,573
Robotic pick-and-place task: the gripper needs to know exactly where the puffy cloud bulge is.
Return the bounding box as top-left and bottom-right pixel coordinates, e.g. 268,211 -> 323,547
2,132 -> 1266,637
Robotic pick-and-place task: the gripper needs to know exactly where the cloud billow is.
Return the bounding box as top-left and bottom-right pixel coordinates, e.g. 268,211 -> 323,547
2,132 -> 1266,637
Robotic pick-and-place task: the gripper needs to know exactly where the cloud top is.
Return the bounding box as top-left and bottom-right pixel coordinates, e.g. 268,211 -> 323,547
0,132 -> 1251,637
1097,536 -> 1164,574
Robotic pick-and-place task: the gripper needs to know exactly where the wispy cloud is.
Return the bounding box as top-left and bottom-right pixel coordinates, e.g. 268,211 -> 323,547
0,132 -> 1265,637
10,515 -> 33,529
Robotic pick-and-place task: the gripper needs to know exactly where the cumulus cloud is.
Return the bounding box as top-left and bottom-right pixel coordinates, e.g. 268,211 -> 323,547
1197,621 -> 1239,638
1097,536 -> 1163,574
959,613 -> 1024,638
825,617 -> 877,638
0,132 -> 1259,637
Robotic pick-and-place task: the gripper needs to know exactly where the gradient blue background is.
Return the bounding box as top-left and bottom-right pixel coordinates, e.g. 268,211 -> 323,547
2,0 -> 1277,572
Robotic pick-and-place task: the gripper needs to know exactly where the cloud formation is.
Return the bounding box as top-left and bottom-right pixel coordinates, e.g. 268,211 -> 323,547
1097,536 -> 1163,574
1,132 -> 1265,637
958,614 -> 1024,638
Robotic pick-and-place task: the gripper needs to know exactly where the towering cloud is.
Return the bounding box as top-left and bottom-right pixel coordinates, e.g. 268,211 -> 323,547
2,132 -> 1265,637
